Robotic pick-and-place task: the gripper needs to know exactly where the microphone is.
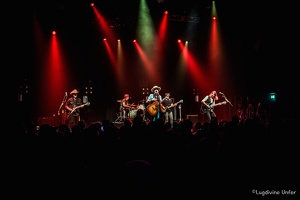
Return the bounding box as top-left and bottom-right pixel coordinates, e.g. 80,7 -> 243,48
219,92 -> 224,95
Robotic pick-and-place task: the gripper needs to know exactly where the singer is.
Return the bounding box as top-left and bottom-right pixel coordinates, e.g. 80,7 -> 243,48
65,89 -> 83,130
146,85 -> 162,122
200,90 -> 227,123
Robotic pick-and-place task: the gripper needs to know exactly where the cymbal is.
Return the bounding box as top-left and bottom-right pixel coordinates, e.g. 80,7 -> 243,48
117,99 -> 122,102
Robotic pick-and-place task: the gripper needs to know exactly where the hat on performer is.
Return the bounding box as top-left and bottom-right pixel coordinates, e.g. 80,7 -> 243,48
124,94 -> 129,98
70,89 -> 79,95
151,85 -> 161,92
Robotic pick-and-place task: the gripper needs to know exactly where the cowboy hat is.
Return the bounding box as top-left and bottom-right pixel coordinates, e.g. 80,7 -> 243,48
70,89 -> 79,95
151,85 -> 161,92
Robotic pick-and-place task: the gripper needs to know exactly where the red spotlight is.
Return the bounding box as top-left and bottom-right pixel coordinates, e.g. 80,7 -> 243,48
103,38 -> 107,41
52,31 -> 56,35
177,39 -> 181,43
133,39 -> 137,43
212,16 -> 216,20
164,11 -> 168,15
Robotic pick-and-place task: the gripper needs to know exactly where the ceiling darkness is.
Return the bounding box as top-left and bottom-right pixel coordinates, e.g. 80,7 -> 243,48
27,0 -> 294,89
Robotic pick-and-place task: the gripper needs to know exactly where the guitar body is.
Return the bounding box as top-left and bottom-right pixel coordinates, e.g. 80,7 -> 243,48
160,105 -> 168,113
200,104 -> 212,114
146,101 -> 159,116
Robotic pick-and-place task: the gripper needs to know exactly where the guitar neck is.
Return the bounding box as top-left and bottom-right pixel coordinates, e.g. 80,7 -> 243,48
77,105 -> 84,109
162,100 -> 183,112
215,101 -> 226,106
69,102 -> 89,115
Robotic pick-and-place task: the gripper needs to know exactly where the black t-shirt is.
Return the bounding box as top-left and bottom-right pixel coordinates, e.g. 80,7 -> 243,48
162,98 -> 173,113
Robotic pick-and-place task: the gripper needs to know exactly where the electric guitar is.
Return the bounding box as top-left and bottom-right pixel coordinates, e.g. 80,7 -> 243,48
160,99 -> 183,113
67,102 -> 90,117
200,101 -> 226,114
146,101 -> 160,116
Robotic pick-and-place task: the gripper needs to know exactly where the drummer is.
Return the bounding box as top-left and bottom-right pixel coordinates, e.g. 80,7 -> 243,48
121,94 -> 136,120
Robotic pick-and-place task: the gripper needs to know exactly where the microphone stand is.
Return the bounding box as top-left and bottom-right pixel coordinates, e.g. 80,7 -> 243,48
57,93 -> 68,124
221,93 -> 233,107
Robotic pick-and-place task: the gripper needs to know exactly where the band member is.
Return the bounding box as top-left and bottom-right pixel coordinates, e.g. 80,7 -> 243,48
121,94 -> 135,120
201,90 -> 225,123
146,85 -> 162,121
65,89 -> 82,129
161,92 -> 176,128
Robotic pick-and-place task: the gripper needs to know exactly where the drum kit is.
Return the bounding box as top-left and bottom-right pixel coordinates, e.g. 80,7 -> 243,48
114,99 -> 146,122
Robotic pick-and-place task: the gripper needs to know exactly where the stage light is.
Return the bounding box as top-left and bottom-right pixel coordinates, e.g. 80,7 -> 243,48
269,92 -> 276,102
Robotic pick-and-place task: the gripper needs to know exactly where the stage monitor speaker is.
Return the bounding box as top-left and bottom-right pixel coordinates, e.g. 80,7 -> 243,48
38,116 -> 55,126
186,114 -> 199,124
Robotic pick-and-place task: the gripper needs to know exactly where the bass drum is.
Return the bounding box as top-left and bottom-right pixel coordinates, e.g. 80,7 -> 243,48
137,104 -> 145,110
128,109 -> 137,119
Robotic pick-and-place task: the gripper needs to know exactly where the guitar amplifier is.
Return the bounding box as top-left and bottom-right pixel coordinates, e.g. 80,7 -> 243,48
38,116 -> 55,126
186,114 -> 199,124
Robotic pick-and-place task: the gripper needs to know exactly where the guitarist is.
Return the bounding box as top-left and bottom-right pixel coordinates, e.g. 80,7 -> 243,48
201,90 -> 220,123
65,89 -> 82,129
160,92 -> 176,128
146,85 -> 162,122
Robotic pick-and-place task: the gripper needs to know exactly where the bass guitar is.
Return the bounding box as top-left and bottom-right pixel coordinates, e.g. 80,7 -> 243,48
67,102 -> 90,117
146,101 -> 160,116
160,99 -> 183,113
200,101 -> 226,114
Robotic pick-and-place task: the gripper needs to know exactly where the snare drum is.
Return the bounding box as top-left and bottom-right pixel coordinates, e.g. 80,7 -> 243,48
129,109 -> 137,119
137,104 -> 145,110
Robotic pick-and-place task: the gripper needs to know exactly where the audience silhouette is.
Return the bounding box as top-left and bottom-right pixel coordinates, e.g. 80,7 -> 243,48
15,113 -> 297,197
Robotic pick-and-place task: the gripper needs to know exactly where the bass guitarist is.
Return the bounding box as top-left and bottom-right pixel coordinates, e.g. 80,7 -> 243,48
65,89 -> 82,130
160,92 -> 176,128
146,85 -> 162,122
201,90 -> 226,123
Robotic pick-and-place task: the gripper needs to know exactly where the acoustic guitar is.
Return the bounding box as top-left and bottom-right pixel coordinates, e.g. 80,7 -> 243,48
146,101 -> 160,116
